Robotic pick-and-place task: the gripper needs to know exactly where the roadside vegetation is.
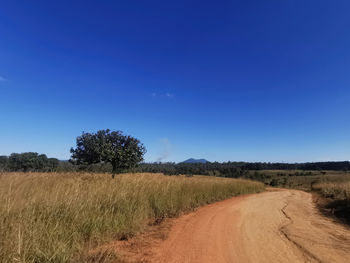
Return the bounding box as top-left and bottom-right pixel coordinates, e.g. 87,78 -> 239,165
313,181 -> 350,200
312,176 -> 350,225
242,170 -> 349,190
0,172 -> 264,263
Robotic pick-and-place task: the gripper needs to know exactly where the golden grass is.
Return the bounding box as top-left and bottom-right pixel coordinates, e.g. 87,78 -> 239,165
313,181 -> 350,200
0,172 -> 264,263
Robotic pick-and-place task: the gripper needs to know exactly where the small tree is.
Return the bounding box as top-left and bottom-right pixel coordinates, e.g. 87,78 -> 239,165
70,129 -> 146,178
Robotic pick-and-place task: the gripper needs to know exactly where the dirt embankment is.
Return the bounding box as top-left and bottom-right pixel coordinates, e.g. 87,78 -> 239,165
113,189 -> 350,263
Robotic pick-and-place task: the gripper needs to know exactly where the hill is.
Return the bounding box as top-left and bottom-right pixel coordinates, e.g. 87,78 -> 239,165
181,158 -> 209,164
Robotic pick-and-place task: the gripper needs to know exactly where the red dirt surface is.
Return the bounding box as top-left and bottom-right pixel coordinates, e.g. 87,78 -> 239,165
112,189 -> 350,263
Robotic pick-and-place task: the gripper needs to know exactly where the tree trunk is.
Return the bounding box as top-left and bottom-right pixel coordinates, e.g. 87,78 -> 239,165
112,163 -> 117,179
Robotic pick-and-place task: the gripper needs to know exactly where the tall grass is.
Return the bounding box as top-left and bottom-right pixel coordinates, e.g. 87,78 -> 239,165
313,181 -> 350,200
311,174 -> 350,199
0,172 -> 264,263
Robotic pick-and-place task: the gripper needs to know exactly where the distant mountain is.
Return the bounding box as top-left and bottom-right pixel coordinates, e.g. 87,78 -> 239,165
181,158 -> 209,164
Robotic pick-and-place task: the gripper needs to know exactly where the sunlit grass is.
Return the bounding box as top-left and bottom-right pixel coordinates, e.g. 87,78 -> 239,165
0,172 -> 264,263
313,180 -> 350,200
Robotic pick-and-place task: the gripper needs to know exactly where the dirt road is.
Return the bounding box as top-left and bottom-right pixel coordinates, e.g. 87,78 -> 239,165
148,189 -> 350,263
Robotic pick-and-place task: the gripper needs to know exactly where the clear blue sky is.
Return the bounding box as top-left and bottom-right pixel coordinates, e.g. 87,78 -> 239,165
1,0 -> 350,163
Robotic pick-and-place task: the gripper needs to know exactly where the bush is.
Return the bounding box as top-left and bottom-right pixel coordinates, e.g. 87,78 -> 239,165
1,153 -> 59,172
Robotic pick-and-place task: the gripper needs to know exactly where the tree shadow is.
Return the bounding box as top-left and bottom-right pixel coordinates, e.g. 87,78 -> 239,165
323,199 -> 350,226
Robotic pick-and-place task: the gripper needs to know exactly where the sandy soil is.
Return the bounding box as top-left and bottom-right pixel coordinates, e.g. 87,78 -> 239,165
115,189 -> 350,263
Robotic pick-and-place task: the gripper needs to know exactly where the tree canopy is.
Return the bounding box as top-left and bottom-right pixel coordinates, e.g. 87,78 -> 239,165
70,129 -> 146,177
0,153 -> 59,172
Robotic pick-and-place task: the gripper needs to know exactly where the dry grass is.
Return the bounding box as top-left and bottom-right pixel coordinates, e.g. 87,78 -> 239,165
313,181 -> 350,200
0,172 -> 264,263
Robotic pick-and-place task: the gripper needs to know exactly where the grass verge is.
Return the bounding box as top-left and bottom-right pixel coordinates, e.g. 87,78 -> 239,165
313,181 -> 350,200
0,172 -> 264,263
312,177 -> 350,226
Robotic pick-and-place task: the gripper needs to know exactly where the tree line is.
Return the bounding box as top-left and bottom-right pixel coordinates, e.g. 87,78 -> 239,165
132,161 -> 350,178
1,129 -> 349,177
0,152 -> 59,172
2,155 -> 349,177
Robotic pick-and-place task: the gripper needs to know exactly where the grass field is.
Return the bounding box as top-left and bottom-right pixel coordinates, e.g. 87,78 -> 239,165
247,170 -> 350,190
0,172 -> 264,263
313,180 -> 350,200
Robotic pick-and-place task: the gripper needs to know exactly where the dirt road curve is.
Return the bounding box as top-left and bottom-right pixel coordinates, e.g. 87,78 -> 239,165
151,189 -> 350,263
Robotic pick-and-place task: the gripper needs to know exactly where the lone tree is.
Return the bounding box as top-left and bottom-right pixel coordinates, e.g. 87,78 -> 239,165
70,129 -> 146,178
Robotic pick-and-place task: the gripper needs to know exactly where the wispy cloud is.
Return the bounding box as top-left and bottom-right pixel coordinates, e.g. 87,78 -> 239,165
0,76 -> 7,81
151,92 -> 174,98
